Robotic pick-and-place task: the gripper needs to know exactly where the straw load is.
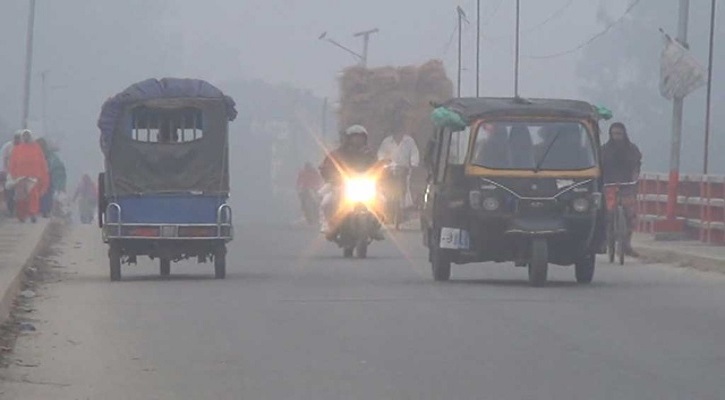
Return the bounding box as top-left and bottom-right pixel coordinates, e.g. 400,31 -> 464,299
338,60 -> 454,150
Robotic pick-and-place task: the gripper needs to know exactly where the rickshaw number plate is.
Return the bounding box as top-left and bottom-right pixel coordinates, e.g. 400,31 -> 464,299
161,226 -> 177,238
440,228 -> 470,250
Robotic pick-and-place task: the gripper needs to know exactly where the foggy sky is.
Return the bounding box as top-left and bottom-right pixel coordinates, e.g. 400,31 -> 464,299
0,0 -> 722,179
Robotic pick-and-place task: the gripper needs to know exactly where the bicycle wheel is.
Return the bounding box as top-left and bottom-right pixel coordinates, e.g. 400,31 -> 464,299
616,205 -> 627,265
607,213 -> 616,263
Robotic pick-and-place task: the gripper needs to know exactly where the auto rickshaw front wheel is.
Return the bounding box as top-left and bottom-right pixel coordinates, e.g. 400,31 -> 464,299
575,253 -> 596,284
528,238 -> 548,287
109,243 -> 122,282
431,247 -> 451,282
214,245 -> 226,279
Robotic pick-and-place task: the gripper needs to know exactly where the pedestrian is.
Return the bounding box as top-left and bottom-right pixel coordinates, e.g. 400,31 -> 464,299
36,138 -> 67,218
73,174 -> 97,224
1,133 -> 21,216
8,130 -> 49,223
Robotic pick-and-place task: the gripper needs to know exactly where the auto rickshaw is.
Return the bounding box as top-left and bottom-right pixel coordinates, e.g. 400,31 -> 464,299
97,78 -> 237,281
421,97 -> 608,286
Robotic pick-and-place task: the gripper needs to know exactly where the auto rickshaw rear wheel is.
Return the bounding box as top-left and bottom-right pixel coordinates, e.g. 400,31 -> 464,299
431,247 -> 451,282
160,258 -> 171,277
528,238 -> 548,287
575,253 -> 596,284
214,246 -> 226,279
109,243 -> 122,282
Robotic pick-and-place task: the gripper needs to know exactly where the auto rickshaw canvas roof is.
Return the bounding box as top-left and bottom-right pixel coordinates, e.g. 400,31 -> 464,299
98,78 -> 237,154
434,97 -> 602,127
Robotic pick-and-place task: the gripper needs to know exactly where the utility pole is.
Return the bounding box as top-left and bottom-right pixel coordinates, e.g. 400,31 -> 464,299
514,0 -> 521,98
665,0 -> 690,228
457,6 -> 468,97
322,97 -> 328,144
41,70 -> 48,134
704,0 -> 717,174
476,0 -> 481,97
353,28 -> 379,68
21,0 -> 37,129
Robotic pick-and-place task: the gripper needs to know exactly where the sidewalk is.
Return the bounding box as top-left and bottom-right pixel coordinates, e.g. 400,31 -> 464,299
0,218 -> 53,324
633,233 -> 725,274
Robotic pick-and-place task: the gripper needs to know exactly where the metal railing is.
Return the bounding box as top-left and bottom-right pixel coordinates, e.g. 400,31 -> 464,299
636,173 -> 725,245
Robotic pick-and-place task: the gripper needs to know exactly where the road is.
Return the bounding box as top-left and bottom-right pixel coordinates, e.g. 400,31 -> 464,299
2,223 -> 725,400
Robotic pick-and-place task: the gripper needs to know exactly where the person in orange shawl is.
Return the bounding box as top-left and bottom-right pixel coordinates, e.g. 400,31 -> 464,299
8,130 -> 49,223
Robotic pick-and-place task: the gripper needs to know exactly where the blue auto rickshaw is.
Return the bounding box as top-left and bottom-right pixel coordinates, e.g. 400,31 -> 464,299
97,78 -> 237,281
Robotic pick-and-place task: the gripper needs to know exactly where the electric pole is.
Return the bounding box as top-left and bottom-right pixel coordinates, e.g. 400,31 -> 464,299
354,28 -> 379,68
476,0 -> 481,97
457,6 -> 468,97
21,0 -> 37,129
665,0 -> 690,227
704,0 -> 717,174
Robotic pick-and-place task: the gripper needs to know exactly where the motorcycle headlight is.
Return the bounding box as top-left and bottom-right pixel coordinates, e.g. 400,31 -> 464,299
482,197 -> 500,211
572,197 -> 590,213
345,177 -> 377,204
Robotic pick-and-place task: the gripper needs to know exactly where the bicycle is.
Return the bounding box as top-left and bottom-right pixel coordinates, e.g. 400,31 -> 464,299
604,181 -> 638,265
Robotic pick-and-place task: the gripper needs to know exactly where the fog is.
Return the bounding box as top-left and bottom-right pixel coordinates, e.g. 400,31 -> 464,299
1,0 -> 723,220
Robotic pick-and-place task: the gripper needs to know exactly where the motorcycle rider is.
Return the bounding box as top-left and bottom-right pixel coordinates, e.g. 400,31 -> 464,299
318,125 -> 383,240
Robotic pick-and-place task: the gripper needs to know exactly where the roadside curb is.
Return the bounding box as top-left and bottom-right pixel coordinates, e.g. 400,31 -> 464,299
634,242 -> 725,275
0,220 -> 59,325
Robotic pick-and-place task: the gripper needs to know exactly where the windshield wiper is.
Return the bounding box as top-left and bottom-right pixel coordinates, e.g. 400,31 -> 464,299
534,131 -> 562,173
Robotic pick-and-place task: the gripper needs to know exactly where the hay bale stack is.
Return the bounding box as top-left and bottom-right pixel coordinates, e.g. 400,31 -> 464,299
338,59 -> 453,150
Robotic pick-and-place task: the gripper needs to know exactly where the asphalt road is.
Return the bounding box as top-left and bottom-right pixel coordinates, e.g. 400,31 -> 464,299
2,223 -> 725,400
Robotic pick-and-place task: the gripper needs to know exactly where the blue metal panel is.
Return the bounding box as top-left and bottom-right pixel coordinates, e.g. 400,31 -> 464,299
108,195 -> 228,224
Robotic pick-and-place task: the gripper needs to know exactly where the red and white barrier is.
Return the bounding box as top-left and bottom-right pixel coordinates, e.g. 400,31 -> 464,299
637,173 -> 725,245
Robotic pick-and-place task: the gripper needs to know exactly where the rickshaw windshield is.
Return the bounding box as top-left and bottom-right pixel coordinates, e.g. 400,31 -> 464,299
471,121 -> 596,171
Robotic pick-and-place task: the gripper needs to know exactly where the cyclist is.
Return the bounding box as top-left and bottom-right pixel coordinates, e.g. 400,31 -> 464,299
602,122 -> 642,257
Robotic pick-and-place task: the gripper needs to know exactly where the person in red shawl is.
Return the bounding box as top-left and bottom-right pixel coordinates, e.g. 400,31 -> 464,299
8,130 -> 49,223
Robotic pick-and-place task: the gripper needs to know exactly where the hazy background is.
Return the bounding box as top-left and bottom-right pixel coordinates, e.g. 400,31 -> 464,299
0,0 -> 722,219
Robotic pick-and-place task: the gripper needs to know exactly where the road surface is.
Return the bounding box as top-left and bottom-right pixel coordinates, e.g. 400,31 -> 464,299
2,223 -> 725,399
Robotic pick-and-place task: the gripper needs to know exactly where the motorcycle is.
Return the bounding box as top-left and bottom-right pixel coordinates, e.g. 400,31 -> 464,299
329,173 -> 384,259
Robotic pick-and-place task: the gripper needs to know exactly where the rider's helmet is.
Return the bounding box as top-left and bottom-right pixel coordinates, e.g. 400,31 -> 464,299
344,125 -> 369,149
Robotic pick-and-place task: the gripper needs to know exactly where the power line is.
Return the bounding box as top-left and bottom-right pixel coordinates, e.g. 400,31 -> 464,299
526,0 -> 643,60
483,0 -> 505,26
485,0 -> 574,40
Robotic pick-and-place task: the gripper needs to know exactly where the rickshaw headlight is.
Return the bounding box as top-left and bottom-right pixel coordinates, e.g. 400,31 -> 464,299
344,177 -> 377,204
572,197 -> 590,213
482,197 -> 501,211
469,191 -> 482,209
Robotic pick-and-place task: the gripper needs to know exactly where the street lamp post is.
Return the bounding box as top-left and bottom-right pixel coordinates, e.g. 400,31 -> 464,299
319,29 -> 378,68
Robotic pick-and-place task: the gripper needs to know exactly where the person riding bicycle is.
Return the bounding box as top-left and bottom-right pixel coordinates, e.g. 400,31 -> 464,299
602,122 -> 642,257
377,120 -> 420,223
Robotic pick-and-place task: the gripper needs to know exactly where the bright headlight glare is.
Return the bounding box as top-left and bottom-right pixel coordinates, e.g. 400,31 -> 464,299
573,197 -> 590,213
482,197 -> 500,211
345,177 -> 377,203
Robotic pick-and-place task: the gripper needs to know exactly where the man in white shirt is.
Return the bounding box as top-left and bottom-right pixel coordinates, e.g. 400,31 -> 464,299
1,133 -> 21,215
377,130 -> 420,211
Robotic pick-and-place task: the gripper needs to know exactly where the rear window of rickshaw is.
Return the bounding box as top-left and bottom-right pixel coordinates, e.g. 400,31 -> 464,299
129,107 -> 204,143
471,121 -> 596,171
